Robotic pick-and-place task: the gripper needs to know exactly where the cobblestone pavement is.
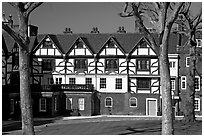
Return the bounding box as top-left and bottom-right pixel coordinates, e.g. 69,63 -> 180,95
2,116 -> 202,135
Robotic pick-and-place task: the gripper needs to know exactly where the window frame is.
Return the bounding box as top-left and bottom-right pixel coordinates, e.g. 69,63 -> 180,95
39,98 -> 46,112
105,97 -> 113,107
100,78 -> 106,89
194,98 -> 200,111
105,59 -> 118,71
137,78 -> 150,90
186,57 -> 190,67
85,78 -> 92,85
171,79 -> 176,90
66,97 -> 73,110
42,59 -> 53,71
169,61 -> 176,69
74,59 -> 88,71
78,98 -> 85,111
115,78 -> 122,89
195,76 -> 200,91
69,78 -> 76,84
181,76 -> 186,90
136,59 -> 150,71
196,39 -> 202,47
129,97 -> 137,107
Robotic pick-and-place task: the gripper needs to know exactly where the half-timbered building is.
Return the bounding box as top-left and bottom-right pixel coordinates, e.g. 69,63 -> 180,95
2,26 -> 202,119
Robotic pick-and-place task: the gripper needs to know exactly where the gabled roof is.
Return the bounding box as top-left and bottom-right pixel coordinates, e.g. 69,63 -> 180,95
2,31 -> 16,52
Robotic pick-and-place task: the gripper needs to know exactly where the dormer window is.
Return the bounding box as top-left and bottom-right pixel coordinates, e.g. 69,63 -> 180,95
105,59 -> 118,71
76,41 -> 84,48
74,59 -> 87,71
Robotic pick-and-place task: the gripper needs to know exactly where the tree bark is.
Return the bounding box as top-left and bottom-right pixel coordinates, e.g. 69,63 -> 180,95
183,35 -> 196,123
161,26 -> 173,135
18,12 -> 34,135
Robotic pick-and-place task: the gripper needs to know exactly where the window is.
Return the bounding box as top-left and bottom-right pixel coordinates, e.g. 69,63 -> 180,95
76,41 -> 84,48
100,78 -> 106,89
107,40 -> 115,48
171,80 -> 175,90
181,76 -> 186,90
196,39 -> 202,47
105,97 -> 113,107
56,78 -> 62,84
139,40 -> 147,48
115,78 -> 122,89
85,78 -> 92,85
42,59 -> 53,71
186,57 -> 190,67
78,98 -> 85,111
66,98 -> 72,110
54,97 -> 57,111
10,99 -> 14,115
39,98 -> 46,112
194,98 -> 200,111
74,59 -> 87,70
129,97 -> 137,107
105,59 -> 118,70
137,59 -> 150,70
12,52 -> 19,70
69,78 -> 76,84
169,61 -> 176,69
137,78 -> 150,89
195,76 -> 200,91
43,40 -> 52,48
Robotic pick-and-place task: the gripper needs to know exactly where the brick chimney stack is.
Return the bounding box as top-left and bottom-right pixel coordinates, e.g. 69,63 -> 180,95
117,26 -> 126,33
63,28 -> 73,34
91,27 -> 100,34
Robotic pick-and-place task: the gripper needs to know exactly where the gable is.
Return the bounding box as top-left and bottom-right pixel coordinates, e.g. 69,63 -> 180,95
67,37 -> 93,56
34,35 -> 62,56
130,37 -> 157,56
99,37 -> 125,56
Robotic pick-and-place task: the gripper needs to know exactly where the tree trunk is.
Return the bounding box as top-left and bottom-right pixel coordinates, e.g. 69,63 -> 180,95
183,36 -> 196,123
160,27 -> 173,135
18,12 -> 35,135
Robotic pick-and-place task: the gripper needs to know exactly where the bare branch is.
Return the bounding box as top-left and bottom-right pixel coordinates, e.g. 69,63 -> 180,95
2,23 -> 28,52
26,2 -> 43,16
8,2 -> 18,9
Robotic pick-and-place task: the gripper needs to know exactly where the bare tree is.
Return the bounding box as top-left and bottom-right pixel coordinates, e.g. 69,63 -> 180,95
2,2 -> 43,134
119,2 -> 184,134
178,3 -> 202,122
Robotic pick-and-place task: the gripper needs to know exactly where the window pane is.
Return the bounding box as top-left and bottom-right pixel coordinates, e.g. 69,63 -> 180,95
100,78 -> 106,89
106,59 -> 118,70
137,59 -> 150,70
105,97 -> 112,107
116,78 -> 122,89
78,98 -> 85,110
86,78 -> 92,85
129,97 -> 137,107
69,78 -> 76,84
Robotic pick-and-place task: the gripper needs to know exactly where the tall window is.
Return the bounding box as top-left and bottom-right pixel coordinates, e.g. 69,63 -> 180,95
169,61 -> 176,69
171,79 -> 175,90
85,78 -> 92,85
195,76 -> 200,91
137,78 -> 150,90
115,78 -> 122,89
74,59 -> 87,70
105,59 -> 118,70
105,97 -> 113,107
42,59 -> 53,71
186,57 -> 190,67
181,76 -> 186,90
137,59 -> 150,70
100,78 -> 106,89
39,98 -> 46,112
196,39 -> 202,47
56,78 -> 62,84
66,98 -> 72,110
129,97 -> 137,107
69,78 -> 76,84
78,98 -> 85,111
194,98 -> 200,111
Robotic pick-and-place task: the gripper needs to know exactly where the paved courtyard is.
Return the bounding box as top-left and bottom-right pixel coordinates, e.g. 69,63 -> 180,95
2,116 -> 202,135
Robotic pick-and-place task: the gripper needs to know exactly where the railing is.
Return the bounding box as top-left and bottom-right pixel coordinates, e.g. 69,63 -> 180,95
41,84 -> 94,91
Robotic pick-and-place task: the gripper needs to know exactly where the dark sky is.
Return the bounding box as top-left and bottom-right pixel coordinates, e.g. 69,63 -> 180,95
2,2 -> 202,34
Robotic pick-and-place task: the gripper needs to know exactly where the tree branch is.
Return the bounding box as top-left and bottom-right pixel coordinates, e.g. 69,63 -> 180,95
2,23 -> 29,52
26,2 -> 43,16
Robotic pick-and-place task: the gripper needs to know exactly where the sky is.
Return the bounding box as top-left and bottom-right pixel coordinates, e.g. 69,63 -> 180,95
2,2 -> 202,34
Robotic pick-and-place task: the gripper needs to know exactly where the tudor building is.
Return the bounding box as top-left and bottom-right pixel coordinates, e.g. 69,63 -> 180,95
2,25 -> 202,119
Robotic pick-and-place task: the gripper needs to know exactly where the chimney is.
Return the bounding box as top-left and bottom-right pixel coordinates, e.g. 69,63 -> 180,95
117,26 -> 126,33
91,27 -> 100,34
8,14 -> 14,28
63,28 -> 73,34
